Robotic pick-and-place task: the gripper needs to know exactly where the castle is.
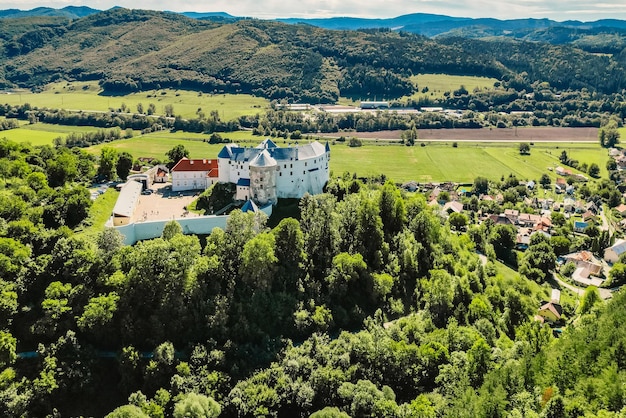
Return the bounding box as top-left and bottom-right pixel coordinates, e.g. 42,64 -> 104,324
171,139 -> 330,206
217,139 -> 330,206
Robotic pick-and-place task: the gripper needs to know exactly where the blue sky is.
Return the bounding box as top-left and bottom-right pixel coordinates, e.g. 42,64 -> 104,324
1,0 -> 625,21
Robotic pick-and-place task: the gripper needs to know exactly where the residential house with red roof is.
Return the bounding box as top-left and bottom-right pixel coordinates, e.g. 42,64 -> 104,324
171,158 -> 219,192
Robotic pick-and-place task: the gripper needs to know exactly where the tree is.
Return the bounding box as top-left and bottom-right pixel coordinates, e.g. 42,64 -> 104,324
116,152 -> 134,180
489,224 -> 517,263
402,127 -> 418,146
587,163 -> 600,178
473,177 -> 489,195
449,212 -> 468,231
105,405 -> 149,418
310,407 -> 351,418
578,286 -> 602,315
519,142 -> 530,155
166,145 -> 189,169
549,236 -> 571,256
607,159 -> 618,171
239,232 -> 277,291
599,120 -> 620,148
173,393 -> 220,418
147,103 -> 156,115
162,220 -> 183,240
540,174 -> 551,188
608,262 -> 626,287
136,103 -> 144,114
164,104 -> 175,117
98,147 -> 119,180
559,150 -> 569,164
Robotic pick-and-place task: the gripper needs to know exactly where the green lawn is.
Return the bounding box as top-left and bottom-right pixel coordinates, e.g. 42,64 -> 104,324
1,81 -> 269,120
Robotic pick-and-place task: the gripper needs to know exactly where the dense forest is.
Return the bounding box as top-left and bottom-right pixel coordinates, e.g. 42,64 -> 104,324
1,8 -> 626,103
0,136 -> 622,416
2,6 -> 626,417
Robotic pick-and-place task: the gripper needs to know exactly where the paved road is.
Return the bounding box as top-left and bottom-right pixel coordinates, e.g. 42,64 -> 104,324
552,274 -> 613,300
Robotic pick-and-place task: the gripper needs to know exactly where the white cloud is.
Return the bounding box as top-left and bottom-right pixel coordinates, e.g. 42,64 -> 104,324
0,0 -> 625,21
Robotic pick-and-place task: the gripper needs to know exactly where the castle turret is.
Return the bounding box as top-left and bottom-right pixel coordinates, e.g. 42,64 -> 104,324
249,150 -> 278,206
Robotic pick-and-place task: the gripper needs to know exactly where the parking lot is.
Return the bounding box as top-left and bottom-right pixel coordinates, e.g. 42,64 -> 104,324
131,182 -> 202,223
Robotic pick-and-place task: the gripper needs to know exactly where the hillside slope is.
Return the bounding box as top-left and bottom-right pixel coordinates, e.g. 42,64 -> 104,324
1,8 -> 625,102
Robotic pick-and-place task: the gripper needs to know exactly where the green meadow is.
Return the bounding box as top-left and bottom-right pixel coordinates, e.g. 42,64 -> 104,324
327,141 -> 606,183
407,73 -> 499,100
0,123 -> 109,146
1,81 -> 269,120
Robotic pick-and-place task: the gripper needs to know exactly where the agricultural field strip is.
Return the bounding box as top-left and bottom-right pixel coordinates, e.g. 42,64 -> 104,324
0,81 -> 269,120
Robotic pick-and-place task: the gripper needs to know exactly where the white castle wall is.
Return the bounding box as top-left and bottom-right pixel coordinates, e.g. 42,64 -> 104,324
110,205 -> 273,245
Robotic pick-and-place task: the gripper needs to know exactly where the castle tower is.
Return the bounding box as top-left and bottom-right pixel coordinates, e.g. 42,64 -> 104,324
249,150 -> 278,206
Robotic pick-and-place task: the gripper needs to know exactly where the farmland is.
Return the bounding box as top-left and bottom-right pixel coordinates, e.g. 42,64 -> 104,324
407,73 -> 500,100
0,81 -> 269,120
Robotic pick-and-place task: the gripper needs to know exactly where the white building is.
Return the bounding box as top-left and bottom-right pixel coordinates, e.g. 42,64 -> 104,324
218,139 -> 330,206
112,181 -> 143,226
605,239 -> 626,263
171,158 -> 219,192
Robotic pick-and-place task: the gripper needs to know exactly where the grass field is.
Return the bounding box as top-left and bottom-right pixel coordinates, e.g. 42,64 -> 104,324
0,123 -> 109,146
327,141 -> 607,183
407,74 -> 499,101
1,81 -> 269,120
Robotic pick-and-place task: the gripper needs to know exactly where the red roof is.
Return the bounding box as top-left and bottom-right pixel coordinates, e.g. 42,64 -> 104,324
171,158 -> 218,172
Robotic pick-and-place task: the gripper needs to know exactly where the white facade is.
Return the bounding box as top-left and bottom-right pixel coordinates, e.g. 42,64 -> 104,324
218,139 -> 330,205
605,239 -> 626,263
171,158 -> 219,192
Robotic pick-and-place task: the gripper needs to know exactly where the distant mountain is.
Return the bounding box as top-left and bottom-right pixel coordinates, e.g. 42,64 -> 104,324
276,13 -> 469,31
180,11 -> 236,20
0,6 -> 100,19
277,13 -> 626,36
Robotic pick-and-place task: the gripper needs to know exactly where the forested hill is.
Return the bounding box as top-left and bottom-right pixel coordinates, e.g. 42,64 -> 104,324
1,8 -> 626,102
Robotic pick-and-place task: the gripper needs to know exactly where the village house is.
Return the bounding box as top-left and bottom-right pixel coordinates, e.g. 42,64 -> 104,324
616,203 -> 626,216
605,239 -> 626,263
535,289 -> 563,324
562,251 -> 604,287
443,200 -> 463,214
536,301 -> 563,323
555,166 -> 573,176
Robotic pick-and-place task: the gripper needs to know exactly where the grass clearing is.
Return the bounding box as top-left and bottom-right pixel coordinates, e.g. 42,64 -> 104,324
0,123 -> 115,146
1,81 -> 269,120
407,74 -> 499,100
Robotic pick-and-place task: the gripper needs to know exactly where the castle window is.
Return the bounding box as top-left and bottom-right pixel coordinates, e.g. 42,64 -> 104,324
290,164 -> 293,168
279,172 -> 282,176
290,172 -> 293,176
305,162 -> 307,167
